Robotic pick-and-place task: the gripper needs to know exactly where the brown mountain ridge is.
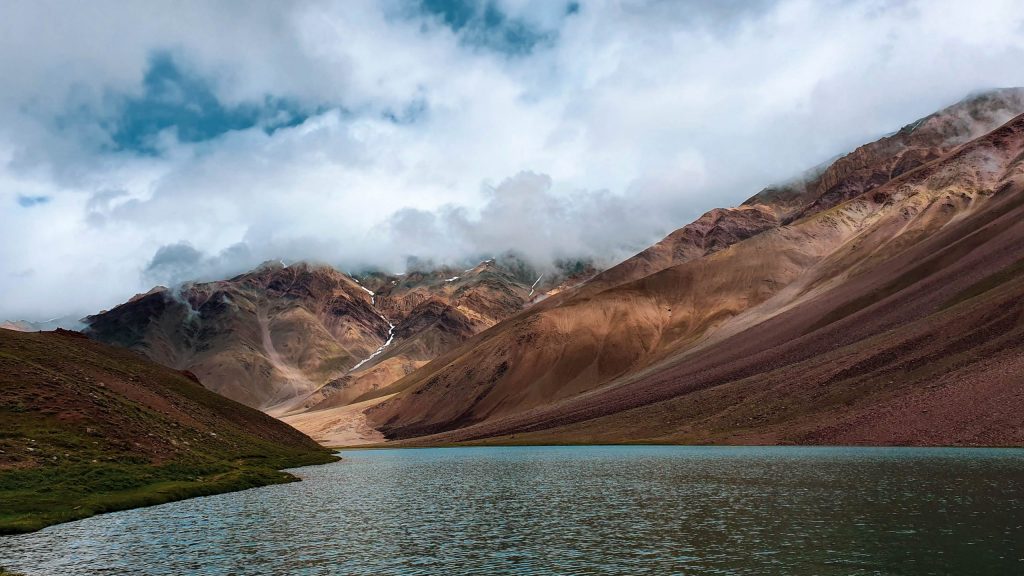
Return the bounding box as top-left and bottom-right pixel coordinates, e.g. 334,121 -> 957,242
357,88 -> 1024,447
84,254 -> 595,442
78,89 -> 1024,448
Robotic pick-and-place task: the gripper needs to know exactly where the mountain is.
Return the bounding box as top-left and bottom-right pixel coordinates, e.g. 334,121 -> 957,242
588,87 -> 1024,291
84,262 -> 390,412
304,259 -> 543,405
0,315 -> 85,333
0,328 -> 336,534
358,88 -> 1024,447
278,258 -> 594,444
84,256 -> 595,435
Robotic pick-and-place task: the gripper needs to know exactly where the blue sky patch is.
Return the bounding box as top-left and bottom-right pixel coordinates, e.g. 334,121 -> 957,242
418,0 -> 571,55
109,53 -> 310,154
17,195 -> 51,207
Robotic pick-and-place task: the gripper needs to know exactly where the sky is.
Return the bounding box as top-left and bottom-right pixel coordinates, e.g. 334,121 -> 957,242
2,0 -> 1024,321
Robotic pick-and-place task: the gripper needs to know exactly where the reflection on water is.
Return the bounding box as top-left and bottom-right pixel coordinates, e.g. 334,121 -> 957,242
2,446 -> 1023,575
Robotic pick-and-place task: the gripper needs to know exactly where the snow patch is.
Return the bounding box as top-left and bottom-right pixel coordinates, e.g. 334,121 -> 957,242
444,276 -> 460,282
357,284 -> 375,305
348,284 -> 397,372
466,258 -> 495,272
528,274 -> 544,298
349,315 -> 396,372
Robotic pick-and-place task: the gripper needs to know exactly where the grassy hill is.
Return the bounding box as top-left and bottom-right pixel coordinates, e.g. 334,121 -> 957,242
0,328 -> 337,534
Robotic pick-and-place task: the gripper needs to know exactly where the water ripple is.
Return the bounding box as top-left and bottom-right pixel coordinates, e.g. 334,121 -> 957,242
2,446 -> 1023,575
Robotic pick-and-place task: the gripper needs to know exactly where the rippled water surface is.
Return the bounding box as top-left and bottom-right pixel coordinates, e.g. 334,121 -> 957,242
2,446 -> 1023,575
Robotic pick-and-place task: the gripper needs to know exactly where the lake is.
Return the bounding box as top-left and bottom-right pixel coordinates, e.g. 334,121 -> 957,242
2,446 -> 1022,575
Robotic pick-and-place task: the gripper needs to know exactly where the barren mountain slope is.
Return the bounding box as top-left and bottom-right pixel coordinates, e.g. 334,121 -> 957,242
86,255 -> 592,424
281,260 -> 536,413
85,262 -> 390,411
587,88 -> 1024,291
366,98 -> 1024,446
278,258 -> 596,443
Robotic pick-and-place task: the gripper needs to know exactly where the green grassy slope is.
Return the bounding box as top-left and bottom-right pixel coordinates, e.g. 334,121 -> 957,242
0,329 -> 337,534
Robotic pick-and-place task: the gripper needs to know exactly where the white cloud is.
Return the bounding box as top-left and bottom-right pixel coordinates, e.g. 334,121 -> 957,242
2,0 -> 1024,319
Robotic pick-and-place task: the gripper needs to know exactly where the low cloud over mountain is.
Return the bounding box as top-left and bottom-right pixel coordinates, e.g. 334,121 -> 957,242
3,0 -> 1024,320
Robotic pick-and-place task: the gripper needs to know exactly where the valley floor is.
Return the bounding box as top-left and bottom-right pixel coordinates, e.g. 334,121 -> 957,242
280,395 -> 395,447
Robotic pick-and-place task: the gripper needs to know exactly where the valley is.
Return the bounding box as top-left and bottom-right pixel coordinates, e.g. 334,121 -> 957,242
4,3 -> 1023,572
15,88 -> 1022,450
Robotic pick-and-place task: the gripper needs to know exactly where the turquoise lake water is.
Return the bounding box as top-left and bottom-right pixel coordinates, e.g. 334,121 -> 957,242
2,446 -> 1022,574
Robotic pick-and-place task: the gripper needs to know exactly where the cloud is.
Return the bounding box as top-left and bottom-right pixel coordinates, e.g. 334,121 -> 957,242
377,171 -> 685,269
143,241 -> 257,287
143,242 -> 205,285
2,0 -> 1024,320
